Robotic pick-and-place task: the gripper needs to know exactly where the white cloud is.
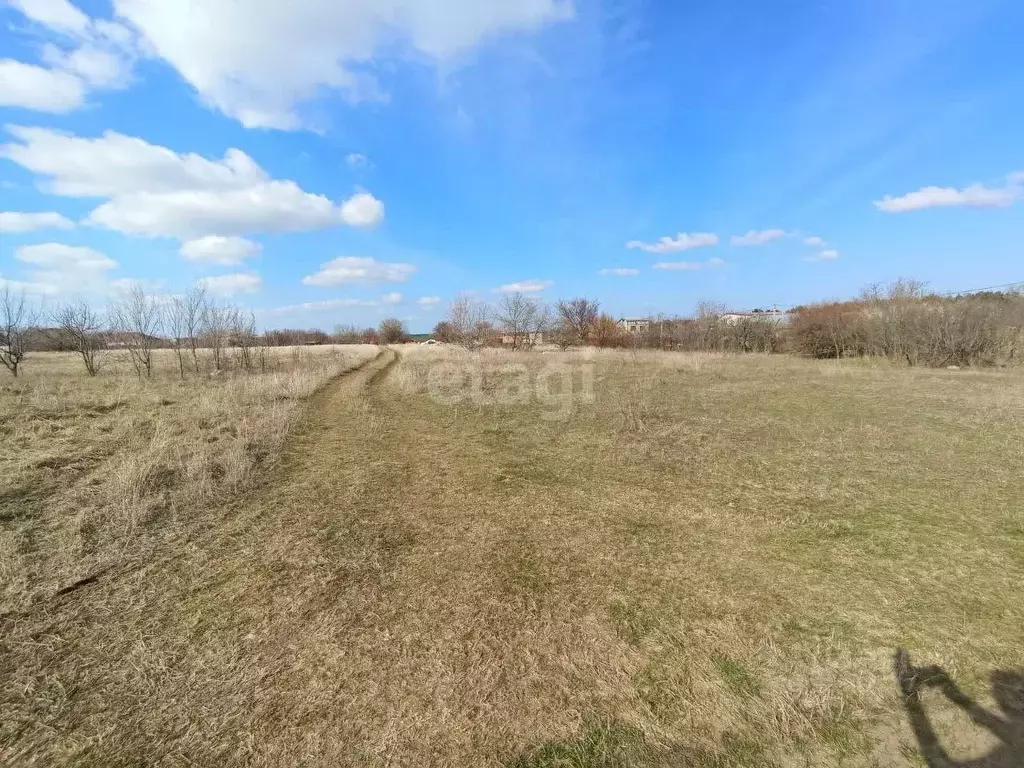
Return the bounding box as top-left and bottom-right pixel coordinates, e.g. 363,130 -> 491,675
0,211 -> 75,233
198,273 -> 262,296
803,235 -> 826,247
16,243 -> 117,271
113,0 -> 575,130
653,261 -> 702,271
2,126 -> 383,238
730,229 -> 788,246
0,59 -> 85,112
340,191 -> 385,227
2,125 -> 266,197
346,153 -> 369,167
598,268 -> 639,276
9,0 -> 90,34
0,275 -> 61,296
2,4 -> 136,113
653,257 -> 724,271
88,184 -> 366,239
626,232 -> 718,253
180,236 -> 262,265
417,296 -> 441,307
496,279 -> 553,293
262,297 -> 378,315
381,291 -> 403,304
874,173 -> 1023,212
804,249 -> 840,263
11,242 -> 118,295
42,44 -> 131,89
302,257 -> 416,286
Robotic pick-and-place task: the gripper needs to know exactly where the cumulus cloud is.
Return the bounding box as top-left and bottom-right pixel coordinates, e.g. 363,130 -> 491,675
598,268 -> 639,276
417,296 -> 442,307
803,235 -> 826,247
88,184 -> 363,238
2,126 -> 266,197
2,3 -> 136,113
730,229 -> 788,246
9,0 -> 90,34
11,242 -> 118,295
198,273 -> 263,296
340,191 -> 385,227
112,0 -> 574,129
496,280 -> 553,293
874,173 -> 1023,212
381,292 -> 403,304
16,242 -> 117,271
0,60 -> 86,112
2,126 -> 384,239
180,236 -> 262,265
0,211 -> 75,233
627,232 -> 718,253
302,257 -> 416,286
42,43 -> 132,89
346,153 -> 369,167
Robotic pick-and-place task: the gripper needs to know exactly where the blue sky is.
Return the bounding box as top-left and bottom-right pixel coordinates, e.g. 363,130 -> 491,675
1,0 -> 1022,331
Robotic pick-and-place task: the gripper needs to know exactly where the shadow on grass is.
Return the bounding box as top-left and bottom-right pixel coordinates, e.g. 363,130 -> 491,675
894,649 -> 1024,767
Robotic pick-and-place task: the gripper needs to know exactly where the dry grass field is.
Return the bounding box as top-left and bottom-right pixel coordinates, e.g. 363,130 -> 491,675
0,344 -> 380,613
2,345 -> 1022,767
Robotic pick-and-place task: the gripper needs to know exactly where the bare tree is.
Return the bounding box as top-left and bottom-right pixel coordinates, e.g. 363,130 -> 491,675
166,287 -> 212,378
497,292 -> 538,350
591,313 -> 622,348
379,317 -> 407,344
166,299 -> 188,379
231,309 -> 258,371
432,320 -> 457,343
556,298 -> 599,346
497,293 -> 553,350
695,300 -> 727,351
530,301 -> 555,349
202,302 -> 234,372
112,285 -> 163,379
0,286 -> 38,377
54,300 -> 105,376
447,294 -> 491,348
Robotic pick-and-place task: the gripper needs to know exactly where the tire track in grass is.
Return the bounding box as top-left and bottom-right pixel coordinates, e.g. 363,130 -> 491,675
1,344 -> 633,767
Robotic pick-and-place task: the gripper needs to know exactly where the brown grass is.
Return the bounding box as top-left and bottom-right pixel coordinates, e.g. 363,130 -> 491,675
0,345 -> 379,613
2,346 -> 1022,766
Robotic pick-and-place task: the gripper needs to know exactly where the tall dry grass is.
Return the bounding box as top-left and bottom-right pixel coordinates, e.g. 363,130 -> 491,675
0,345 -> 379,613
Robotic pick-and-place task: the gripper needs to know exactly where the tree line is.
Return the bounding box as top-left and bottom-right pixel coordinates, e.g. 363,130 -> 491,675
0,282 -> 421,379
423,281 -> 1024,367
4,278 -> 1022,378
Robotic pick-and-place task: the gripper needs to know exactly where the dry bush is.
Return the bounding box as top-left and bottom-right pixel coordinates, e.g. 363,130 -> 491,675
792,282 -> 1024,367
0,344 -> 379,613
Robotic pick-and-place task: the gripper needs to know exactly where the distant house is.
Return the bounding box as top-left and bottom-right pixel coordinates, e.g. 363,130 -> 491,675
719,309 -> 791,326
501,331 -> 549,347
617,317 -> 650,334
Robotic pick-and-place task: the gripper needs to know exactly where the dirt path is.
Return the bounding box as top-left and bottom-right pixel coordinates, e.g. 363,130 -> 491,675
1,347 -> 634,767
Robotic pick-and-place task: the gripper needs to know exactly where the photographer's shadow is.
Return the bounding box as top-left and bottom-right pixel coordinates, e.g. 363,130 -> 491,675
894,649 -> 1024,767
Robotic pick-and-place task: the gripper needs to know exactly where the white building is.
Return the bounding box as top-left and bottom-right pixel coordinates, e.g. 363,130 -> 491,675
617,317 -> 650,334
